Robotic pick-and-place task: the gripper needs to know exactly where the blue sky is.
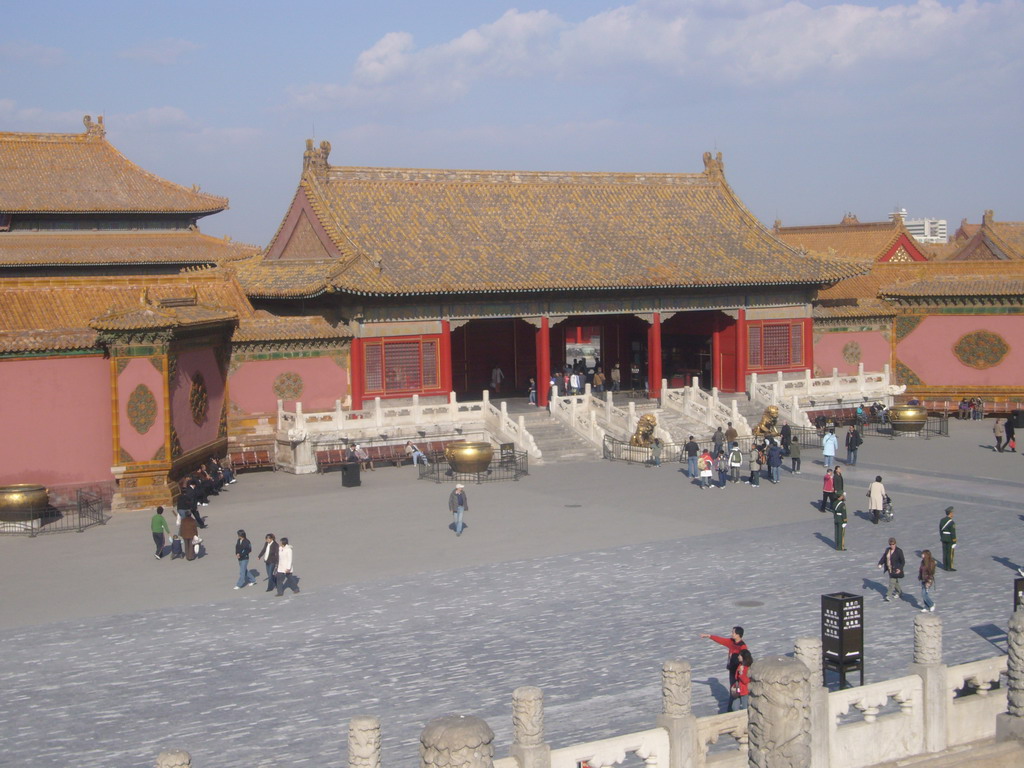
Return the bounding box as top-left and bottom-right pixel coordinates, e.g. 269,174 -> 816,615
3,0 -> 1022,246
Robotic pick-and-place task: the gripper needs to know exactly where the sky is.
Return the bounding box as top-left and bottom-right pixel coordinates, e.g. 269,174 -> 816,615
2,0 -> 1022,247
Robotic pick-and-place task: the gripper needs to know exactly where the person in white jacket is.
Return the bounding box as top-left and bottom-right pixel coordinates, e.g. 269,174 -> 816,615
275,538 -> 299,596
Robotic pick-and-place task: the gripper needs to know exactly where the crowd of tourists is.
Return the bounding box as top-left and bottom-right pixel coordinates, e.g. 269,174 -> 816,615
148,459 -> 236,562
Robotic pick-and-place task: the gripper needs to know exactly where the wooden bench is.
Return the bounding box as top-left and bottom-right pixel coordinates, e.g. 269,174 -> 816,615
315,448 -> 348,473
228,449 -> 275,473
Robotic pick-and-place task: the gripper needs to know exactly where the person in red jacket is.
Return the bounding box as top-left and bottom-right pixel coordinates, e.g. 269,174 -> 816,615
700,626 -> 748,692
729,649 -> 753,710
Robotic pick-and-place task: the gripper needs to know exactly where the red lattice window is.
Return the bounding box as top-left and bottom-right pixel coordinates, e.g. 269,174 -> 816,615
364,337 -> 441,395
747,322 -> 804,370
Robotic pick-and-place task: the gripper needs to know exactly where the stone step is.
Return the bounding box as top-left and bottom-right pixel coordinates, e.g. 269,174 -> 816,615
520,413 -> 602,463
872,738 -> 1024,768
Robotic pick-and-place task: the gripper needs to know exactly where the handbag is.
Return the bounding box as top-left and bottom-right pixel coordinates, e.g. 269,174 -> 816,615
730,680 -> 742,697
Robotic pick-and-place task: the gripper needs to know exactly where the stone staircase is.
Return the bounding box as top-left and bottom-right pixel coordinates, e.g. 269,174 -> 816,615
519,409 -> 602,463
873,738 -> 1024,767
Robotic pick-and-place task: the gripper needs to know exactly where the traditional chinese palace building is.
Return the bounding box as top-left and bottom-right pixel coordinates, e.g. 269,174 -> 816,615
776,213 -> 1024,401
235,141 -> 860,408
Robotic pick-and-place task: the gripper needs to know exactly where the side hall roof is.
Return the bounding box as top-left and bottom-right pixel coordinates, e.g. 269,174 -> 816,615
0,230 -> 258,267
244,145 -> 863,298
774,214 -> 928,263
0,116 -> 227,215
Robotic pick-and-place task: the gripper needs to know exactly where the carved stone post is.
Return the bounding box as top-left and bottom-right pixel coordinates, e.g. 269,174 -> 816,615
511,686 -> 551,768
156,749 -> 191,768
748,656 -> 812,768
421,715 -> 495,768
794,638 -> 828,768
997,610 -> 1024,742
655,660 -> 698,768
908,613 -> 947,753
349,716 -> 382,768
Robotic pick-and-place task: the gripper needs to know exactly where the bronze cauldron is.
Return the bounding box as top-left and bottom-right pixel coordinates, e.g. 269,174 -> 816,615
0,484 -> 50,522
444,441 -> 494,473
888,404 -> 928,432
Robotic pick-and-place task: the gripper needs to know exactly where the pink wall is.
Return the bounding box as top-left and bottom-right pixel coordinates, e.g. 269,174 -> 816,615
0,356 -> 114,485
117,357 -> 167,463
898,316 -> 1024,386
229,357 -> 348,414
814,330 -> 891,376
171,348 -> 225,454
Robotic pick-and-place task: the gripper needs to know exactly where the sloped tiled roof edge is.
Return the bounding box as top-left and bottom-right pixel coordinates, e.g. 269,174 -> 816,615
0,117 -> 228,214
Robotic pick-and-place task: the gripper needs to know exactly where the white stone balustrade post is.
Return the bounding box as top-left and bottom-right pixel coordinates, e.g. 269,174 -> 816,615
730,399 -> 740,426
374,397 -> 383,428
295,400 -> 304,428
335,398 -> 344,425
794,637 -> 829,768
510,686 -> 551,768
349,716 -> 382,768
748,656 -> 812,768
655,660 -> 698,768
156,750 -> 191,768
997,610 -> 1024,743
804,369 -> 812,387
831,368 -> 839,387
628,402 -> 638,436
749,372 -> 758,398
791,395 -> 801,425
413,394 -> 421,423
585,382 -> 592,397
482,389 -> 490,406
691,375 -> 700,393
909,613 -> 947,754
277,398 -> 284,427
605,391 -> 613,423
661,378 -> 668,406
421,715 -> 494,768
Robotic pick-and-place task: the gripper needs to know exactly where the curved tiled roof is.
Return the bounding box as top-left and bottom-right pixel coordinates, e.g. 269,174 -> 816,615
0,230 -> 257,267
774,218 -> 926,263
879,276 -> 1024,298
254,151 -> 863,298
0,118 -> 227,214
233,314 -> 351,342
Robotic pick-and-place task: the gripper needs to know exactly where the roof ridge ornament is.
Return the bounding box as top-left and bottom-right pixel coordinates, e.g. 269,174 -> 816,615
702,151 -> 724,180
303,138 -> 332,180
83,114 -> 105,139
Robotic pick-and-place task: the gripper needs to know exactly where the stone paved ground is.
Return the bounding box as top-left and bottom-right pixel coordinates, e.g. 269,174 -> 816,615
0,419 -> 1022,768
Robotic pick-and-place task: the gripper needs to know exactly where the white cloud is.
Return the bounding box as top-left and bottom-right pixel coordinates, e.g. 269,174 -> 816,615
0,100 -> 82,129
292,1 -> 1023,108
118,38 -> 199,66
0,41 -> 64,67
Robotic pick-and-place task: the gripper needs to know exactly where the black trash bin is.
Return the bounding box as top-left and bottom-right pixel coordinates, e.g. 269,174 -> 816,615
342,461 -> 361,487
1011,409 -> 1024,429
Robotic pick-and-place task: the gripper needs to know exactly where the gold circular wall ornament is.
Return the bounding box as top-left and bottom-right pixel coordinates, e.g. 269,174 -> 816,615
842,341 -> 862,364
953,330 -> 1009,370
127,383 -> 158,435
273,372 -> 304,400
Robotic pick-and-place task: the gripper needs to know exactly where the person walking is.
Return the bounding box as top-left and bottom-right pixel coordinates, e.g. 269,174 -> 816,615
275,538 -> 298,596
491,364 -> 504,395
878,537 -> 906,602
789,436 -> 802,474
767,440 -> 783,484
685,436 -> 699,478
725,421 -> 739,447
940,507 -> 957,571
833,465 -> 845,500
651,438 -> 662,468
993,417 -> 1005,452
821,468 -> 835,512
448,483 -> 468,537
822,429 -> 838,469
832,493 -> 848,550
867,475 -> 887,525
700,626 -> 749,691
179,512 -> 199,561
919,550 -> 937,612
712,426 -> 725,458
258,533 -> 279,592
234,529 -> 258,589
1006,418 -> 1017,452
780,420 -> 792,455
845,425 -> 863,466
729,649 -> 753,711
150,506 -> 171,559
728,442 -> 743,484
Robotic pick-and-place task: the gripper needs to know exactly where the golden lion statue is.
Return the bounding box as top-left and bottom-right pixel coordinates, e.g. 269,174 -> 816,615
753,405 -> 781,437
630,413 -> 658,446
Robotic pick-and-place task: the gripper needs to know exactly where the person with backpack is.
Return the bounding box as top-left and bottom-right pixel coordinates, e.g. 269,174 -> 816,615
747,441 -> 762,487
698,449 -> 714,489
728,442 -> 744,484
789,435 -> 802,474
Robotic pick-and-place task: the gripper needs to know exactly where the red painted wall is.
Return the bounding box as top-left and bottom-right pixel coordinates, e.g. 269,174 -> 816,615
117,357 -> 167,462
814,330 -> 891,376
171,348 -> 225,455
229,357 -> 348,414
0,356 -> 114,485
897,316 -> 1024,386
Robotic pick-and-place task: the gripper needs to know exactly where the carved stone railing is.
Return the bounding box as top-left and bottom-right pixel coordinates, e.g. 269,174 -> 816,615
828,674 -> 924,768
548,728 -> 671,768
484,400 -> 541,459
549,387 -> 606,447
945,656 -> 1008,746
661,377 -> 750,437
694,710 -> 747,767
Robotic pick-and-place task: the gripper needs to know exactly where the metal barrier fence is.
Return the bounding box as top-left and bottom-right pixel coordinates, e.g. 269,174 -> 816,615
1,486 -> 112,537
418,448 -> 529,483
603,428 -> 826,465
858,415 -> 949,439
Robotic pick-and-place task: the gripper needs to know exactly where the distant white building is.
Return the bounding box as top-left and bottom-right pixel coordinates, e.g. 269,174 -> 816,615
888,209 -> 947,244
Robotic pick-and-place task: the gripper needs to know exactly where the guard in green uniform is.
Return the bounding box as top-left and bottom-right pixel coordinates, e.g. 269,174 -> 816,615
940,506 -> 957,571
833,493 -> 848,551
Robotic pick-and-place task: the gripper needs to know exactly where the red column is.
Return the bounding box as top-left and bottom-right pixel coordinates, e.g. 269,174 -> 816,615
349,337 -> 364,411
647,312 -> 662,398
736,309 -> 748,394
802,317 -> 814,375
440,319 -> 453,395
536,316 -> 550,407
711,314 -> 722,391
